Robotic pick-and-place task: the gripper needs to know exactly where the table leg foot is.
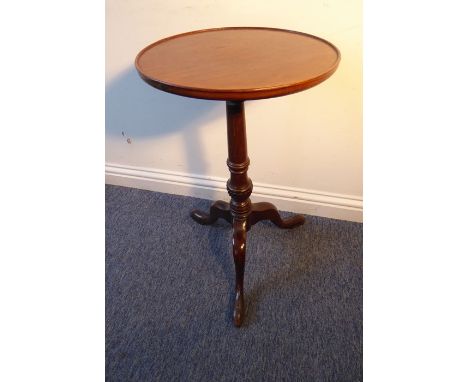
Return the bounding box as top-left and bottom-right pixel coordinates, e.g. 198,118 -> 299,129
190,200 -> 232,225
248,202 -> 305,229
232,218 -> 247,327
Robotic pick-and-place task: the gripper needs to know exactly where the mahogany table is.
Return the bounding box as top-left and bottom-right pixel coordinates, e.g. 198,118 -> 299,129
135,27 -> 340,327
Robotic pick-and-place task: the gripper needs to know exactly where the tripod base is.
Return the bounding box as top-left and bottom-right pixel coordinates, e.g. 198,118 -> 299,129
191,201 -> 305,231
191,200 -> 305,326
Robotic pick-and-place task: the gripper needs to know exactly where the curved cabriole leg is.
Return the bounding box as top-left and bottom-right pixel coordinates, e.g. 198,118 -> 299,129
232,218 -> 247,327
190,200 -> 232,225
248,202 -> 305,229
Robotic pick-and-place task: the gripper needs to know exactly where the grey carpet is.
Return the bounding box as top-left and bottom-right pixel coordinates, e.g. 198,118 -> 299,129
105,185 -> 362,381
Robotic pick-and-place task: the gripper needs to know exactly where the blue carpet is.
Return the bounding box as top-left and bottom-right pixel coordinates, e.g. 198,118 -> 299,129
106,185 -> 362,381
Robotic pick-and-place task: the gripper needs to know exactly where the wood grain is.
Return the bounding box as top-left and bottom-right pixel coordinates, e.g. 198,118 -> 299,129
135,27 -> 340,101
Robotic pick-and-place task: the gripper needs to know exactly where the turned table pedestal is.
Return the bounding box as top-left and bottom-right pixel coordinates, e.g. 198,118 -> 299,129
135,27 -> 340,327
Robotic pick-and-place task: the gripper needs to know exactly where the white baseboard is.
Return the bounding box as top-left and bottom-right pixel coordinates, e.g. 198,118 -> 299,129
105,163 -> 363,222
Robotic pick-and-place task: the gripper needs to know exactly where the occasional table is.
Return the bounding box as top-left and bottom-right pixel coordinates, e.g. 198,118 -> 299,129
135,27 -> 340,327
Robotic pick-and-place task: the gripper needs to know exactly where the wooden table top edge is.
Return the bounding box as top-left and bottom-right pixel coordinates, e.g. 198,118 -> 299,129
134,26 -> 341,101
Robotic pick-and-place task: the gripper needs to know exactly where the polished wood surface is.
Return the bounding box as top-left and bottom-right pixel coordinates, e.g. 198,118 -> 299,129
135,27 -> 340,101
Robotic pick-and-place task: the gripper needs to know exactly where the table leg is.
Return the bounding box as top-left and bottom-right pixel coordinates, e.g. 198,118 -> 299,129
248,202 -> 305,229
190,200 -> 232,225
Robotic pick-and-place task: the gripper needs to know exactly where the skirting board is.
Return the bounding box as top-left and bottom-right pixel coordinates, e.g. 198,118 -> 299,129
105,163 -> 363,222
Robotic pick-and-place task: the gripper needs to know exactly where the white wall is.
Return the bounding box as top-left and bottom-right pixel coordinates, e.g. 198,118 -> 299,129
106,0 -> 362,221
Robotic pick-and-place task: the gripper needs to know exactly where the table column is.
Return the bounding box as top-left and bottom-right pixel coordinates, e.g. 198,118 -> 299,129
226,100 -> 252,327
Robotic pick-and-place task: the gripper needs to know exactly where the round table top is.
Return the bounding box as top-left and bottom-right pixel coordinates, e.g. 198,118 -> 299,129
135,27 -> 340,101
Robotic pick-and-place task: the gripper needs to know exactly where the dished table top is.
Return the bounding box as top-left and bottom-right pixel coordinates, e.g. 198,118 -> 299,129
135,27 -> 340,101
